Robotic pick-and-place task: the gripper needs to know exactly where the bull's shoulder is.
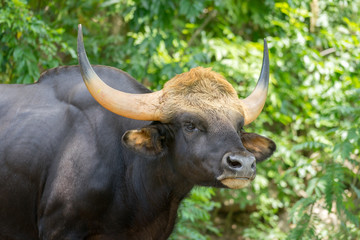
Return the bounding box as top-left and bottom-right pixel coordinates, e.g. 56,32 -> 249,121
35,65 -> 152,111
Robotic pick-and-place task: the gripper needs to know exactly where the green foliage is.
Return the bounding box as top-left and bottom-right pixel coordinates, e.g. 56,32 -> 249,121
0,0 -> 72,83
170,187 -> 220,240
287,197 -> 317,240
1,0 -> 360,239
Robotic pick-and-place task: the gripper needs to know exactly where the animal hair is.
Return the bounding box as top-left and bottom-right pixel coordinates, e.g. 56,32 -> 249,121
160,67 -> 244,121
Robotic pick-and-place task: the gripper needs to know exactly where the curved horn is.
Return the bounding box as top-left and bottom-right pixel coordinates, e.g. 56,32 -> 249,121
241,40 -> 270,125
77,24 -> 163,121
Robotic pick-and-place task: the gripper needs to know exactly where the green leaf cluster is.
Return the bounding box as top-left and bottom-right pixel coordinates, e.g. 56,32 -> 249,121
170,187 -> 220,240
0,0 -> 71,83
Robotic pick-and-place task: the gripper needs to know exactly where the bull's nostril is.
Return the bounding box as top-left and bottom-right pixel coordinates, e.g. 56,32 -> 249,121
251,162 -> 256,170
227,156 -> 242,168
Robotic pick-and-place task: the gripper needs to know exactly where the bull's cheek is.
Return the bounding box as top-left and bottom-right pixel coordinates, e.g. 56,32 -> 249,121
221,179 -> 251,189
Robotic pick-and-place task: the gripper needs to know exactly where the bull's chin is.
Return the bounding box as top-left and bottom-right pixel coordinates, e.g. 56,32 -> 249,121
220,178 -> 252,189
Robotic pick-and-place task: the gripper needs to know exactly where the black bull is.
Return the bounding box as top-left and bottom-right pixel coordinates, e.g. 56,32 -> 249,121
0,33 -> 276,240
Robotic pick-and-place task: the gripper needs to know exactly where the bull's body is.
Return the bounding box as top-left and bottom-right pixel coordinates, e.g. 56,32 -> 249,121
0,66 -> 181,239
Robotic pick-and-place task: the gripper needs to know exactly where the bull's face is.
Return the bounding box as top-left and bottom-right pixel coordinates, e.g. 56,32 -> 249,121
121,68 -> 275,189
77,24 -> 276,189
169,111 -> 275,189
122,112 -> 275,189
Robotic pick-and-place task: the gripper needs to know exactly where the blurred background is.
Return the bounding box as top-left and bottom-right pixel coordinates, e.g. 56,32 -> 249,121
1,0 -> 359,239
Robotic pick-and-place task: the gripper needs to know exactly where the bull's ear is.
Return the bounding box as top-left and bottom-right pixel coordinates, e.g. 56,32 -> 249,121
122,126 -> 165,156
241,132 -> 276,162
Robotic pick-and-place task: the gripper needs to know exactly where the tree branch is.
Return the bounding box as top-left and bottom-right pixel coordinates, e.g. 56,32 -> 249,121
310,0 -> 319,33
188,10 -> 218,47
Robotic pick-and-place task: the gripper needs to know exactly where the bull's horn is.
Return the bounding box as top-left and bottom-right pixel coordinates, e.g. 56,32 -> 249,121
241,40 -> 270,125
77,24 -> 163,121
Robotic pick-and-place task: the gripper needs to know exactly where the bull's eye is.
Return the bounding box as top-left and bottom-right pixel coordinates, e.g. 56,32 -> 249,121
184,122 -> 197,132
237,127 -> 244,135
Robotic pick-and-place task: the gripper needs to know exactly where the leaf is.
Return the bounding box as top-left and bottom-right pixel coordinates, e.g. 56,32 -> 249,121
333,141 -> 354,160
16,31 -> 22,39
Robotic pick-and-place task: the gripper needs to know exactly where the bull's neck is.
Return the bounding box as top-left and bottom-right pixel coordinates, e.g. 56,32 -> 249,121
124,153 -> 193,235
128,153 -> 193,208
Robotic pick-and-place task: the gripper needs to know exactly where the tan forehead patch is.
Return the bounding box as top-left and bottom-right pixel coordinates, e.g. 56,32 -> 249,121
163,67 -> 238,97
160,67 -> 244,121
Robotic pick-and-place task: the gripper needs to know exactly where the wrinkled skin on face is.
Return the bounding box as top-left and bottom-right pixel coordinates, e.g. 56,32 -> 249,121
122,68 -> 276,189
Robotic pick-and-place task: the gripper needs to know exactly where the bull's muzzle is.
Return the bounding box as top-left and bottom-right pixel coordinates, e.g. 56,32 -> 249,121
217,152 -> 256,189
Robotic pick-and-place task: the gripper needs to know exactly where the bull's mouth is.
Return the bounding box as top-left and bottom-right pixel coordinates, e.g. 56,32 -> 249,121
232,177 -> 251,180
220,178 -> 252,189
217,175 -> 254,189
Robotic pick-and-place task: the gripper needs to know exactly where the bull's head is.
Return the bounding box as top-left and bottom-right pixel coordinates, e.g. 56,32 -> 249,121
77,25 -> 275,189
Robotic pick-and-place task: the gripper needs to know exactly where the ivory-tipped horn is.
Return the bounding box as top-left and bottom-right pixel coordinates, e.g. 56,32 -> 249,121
77,24 -> 163,121
241,39 -> 270,125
